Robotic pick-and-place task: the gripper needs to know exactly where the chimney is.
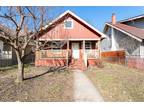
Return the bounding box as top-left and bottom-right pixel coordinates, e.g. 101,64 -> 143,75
112,13 -> 116,24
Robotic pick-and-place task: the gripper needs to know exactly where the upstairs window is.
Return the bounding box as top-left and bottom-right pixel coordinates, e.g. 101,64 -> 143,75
64,20 -> 73,29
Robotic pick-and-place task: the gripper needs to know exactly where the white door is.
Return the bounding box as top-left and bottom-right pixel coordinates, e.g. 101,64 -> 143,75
72,43 -> 79,59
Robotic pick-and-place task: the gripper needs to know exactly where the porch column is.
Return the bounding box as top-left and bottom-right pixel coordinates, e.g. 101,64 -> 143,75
83,40 -> 85,58
83,40 -> 87,67
66,40 -> 69,67
97,41 -> 101,59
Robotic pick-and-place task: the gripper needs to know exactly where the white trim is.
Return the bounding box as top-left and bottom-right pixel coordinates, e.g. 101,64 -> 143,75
42,10 -> 106,39
39,38 -> 100,41
64,19 -> 73,29
105,23 -> 142,42
140,44 -> 144,58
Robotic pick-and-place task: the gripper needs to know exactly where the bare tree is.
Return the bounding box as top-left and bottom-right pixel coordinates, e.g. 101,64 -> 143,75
0,6 -> 61,82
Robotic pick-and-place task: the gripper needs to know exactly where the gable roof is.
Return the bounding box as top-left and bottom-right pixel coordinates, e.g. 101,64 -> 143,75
119,14 -> 144,23
40,10 -> 106,39
105,23 -> 144,42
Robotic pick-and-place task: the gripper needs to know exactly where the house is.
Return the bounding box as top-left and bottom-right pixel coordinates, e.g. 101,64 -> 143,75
0,25 -> 34,67
0,25 -> 17,67
35,10 -> 105,69
0,40 -> 12,60
102,14 -> 144,58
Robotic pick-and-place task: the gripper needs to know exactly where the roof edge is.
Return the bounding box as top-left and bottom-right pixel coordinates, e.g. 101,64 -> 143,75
42,10 -> 106,39
105,23 -> 142,42
118,14 -> 144,23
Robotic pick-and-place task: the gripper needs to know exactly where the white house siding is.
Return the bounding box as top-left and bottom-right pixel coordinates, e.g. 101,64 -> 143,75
122,18 -> 144,29
102,27 -> 141,56
114,29 -> 141,56
101,27 -> 111,51
140,42 -> 144,58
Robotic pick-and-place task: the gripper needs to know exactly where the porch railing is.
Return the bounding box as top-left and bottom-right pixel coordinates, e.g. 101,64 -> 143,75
85,49 -> 100,59
37,50 -> 68,59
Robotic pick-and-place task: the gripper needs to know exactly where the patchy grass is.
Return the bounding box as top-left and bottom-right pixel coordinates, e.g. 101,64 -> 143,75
85,63 -> 144,102
0,65 -> 74,102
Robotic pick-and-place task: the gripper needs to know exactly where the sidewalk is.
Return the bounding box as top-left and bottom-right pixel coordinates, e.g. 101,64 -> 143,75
73,69 -> 104,102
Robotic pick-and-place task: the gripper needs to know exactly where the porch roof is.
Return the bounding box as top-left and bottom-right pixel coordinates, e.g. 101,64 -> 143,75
39,37 -> 101,41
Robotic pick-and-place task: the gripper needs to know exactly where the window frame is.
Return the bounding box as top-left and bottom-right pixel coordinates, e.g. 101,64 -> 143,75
64,19 -> 73,29
85,42 -> 92,50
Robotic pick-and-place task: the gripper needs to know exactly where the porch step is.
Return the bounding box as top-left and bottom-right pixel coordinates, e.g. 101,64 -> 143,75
69,59 -> 87,71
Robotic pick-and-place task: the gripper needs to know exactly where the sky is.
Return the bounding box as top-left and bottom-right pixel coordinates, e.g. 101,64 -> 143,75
50,6 -> 144,32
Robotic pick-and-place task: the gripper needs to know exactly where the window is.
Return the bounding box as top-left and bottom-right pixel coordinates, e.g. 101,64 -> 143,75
85,42 -> 92,50
64,20 -> 73,29
51,42 -> 62,53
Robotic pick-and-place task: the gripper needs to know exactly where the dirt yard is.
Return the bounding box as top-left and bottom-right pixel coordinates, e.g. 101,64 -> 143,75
85,63 -> 144,102
0,65 -> 74,102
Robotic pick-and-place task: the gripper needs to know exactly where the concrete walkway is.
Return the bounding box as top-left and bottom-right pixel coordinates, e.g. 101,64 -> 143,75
73,70 -> 104,102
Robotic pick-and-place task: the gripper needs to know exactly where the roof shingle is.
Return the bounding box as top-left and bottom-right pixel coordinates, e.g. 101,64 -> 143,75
107,23 -> 144,40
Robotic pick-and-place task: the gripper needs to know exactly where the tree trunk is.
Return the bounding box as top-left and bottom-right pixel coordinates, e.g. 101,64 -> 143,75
15,51 -> 24,82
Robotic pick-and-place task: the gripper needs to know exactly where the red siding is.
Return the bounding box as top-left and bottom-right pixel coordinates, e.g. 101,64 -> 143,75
39,17 -> 100,40
35,59 -> 66,67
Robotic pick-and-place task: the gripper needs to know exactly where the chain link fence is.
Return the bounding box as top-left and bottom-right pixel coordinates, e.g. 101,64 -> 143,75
125,55 -> 144,70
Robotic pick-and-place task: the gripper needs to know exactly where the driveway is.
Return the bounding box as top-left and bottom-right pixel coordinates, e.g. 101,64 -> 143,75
73,69 -> 104,102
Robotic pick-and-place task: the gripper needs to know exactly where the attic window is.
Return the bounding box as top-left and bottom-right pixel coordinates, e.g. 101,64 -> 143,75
64,20 -> 73,29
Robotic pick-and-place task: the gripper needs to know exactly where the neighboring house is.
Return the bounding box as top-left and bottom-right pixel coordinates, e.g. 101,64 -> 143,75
35,10 -> 105,68
0,25 -> 34,67
0,40 -> 17,67
102,14 -> 144,57
0,40 -> 12,59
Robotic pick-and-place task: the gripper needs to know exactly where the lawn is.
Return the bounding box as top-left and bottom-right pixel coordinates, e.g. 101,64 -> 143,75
0,65 -> 74,102
85,63 -> 144,102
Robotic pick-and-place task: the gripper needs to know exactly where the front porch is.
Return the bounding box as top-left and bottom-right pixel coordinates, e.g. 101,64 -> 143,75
35,40 -> 101,69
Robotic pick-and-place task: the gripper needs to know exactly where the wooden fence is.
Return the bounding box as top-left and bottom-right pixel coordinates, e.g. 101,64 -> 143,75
101,50 -> 126,65
101,50 -> 144,70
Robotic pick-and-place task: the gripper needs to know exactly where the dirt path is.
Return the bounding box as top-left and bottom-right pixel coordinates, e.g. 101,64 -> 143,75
73,69 -> 104,102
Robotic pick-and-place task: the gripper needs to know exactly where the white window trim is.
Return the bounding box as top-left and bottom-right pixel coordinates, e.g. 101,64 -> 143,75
64,19 -> 73,29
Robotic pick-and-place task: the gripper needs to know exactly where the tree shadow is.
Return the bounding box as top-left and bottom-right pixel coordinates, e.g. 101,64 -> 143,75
24,66 -> 67,81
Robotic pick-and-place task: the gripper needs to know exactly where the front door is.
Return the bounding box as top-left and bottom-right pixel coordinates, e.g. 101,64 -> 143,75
72,43 -> 79,59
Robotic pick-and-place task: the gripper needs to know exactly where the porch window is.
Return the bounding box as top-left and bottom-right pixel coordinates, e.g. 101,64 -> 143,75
51,42 -> 61,52
85,42 -> 92,50
64,19 -> 73,29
